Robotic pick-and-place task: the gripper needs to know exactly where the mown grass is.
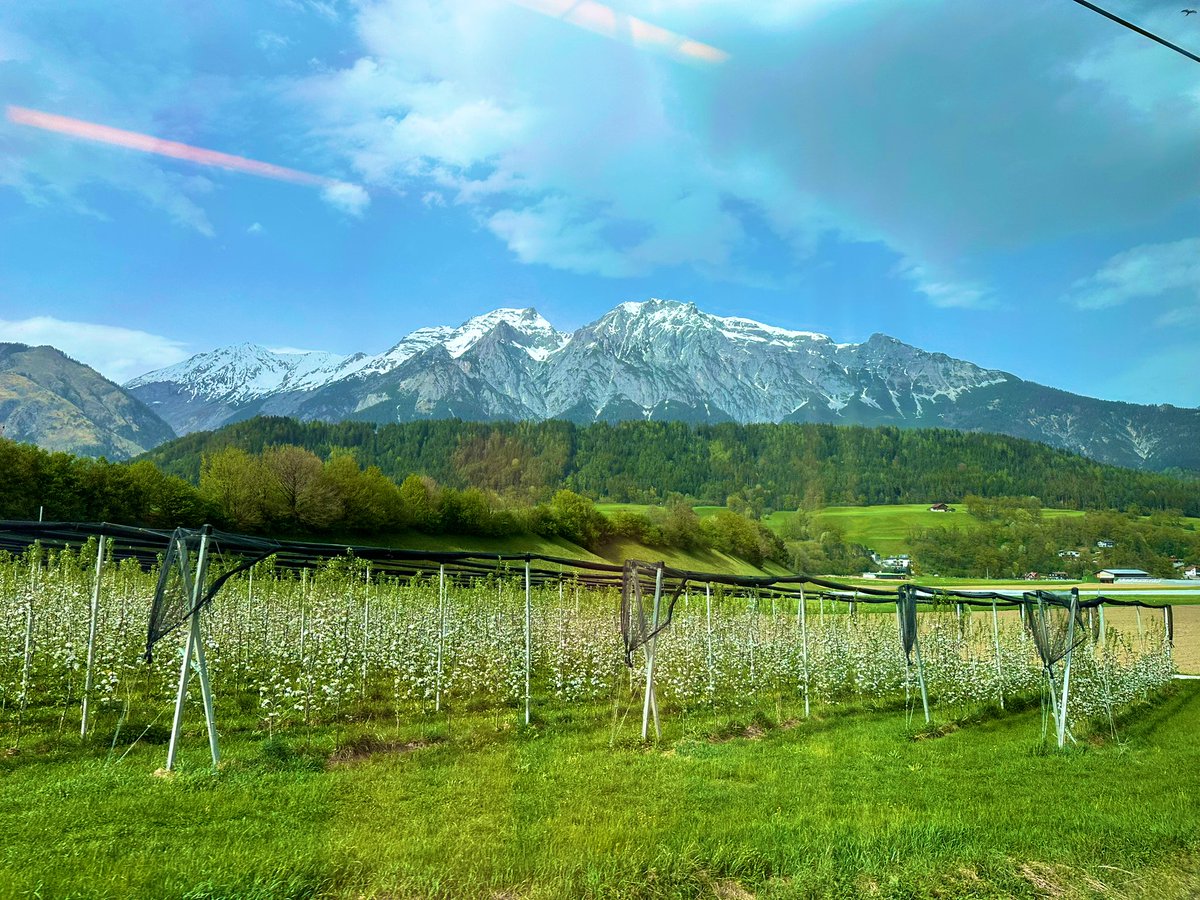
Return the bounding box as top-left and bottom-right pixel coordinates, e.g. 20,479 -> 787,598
797,505 -> 1085,557
3,685 -> 1199,899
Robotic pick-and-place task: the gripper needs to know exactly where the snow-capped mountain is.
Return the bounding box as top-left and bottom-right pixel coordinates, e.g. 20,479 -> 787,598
125,299 -> 1200,471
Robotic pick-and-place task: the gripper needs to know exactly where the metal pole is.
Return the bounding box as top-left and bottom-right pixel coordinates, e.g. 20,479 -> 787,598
80,535 -> 107,738
1057,591 -> 1078,749
641,565 -> 663,740
361,565 -> 370,701
800,585 -> 810,718
166,528 -> 212,771
705,583 -> 714,698
991,598 -> 1004,710
192,611 -> 219,767
18,591 -> 33,738
435,565 -> 445,713
913,608 -> 931,725
896,595 -> 910,710
524,558 -> 532,726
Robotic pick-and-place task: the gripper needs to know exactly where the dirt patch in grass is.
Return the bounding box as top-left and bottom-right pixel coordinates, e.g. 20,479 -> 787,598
328,734 -> 439,766
1015,860 -> 1115,899
911,721 -> 960,741
711,878 -> 755,899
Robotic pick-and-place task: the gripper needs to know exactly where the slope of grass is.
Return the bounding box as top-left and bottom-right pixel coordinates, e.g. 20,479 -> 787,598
791,504 -> 1086,556
3,686 -> 1198,899
304,527 -> 786,577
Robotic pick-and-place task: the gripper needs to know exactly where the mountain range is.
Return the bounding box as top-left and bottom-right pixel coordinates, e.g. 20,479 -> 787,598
125,299 -> 1199,472
2,300 -> 1196,472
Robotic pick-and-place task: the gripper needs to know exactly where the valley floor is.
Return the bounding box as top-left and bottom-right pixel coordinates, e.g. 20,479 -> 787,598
3,686 -> 1199,899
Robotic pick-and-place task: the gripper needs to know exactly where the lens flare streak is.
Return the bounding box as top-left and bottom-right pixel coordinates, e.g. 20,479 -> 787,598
5,104 -> 358,192
507,0 -> 729,63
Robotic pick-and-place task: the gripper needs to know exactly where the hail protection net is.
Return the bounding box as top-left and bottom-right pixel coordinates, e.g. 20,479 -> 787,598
1025,591 -> 1088,670
620,560 -> 685,667
147,528 -> 201,661
146,527 -> 273,661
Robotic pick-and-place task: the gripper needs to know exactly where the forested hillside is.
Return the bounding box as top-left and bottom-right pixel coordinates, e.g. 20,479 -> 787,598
140,417 -> 1200,516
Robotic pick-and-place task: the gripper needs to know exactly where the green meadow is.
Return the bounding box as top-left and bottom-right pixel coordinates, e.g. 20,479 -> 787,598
3,687 -> 1198,899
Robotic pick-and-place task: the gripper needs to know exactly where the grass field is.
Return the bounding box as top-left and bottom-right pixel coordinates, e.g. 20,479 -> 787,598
319,527 -> 785,578
799,505 -> 1086,556
599,502 -> 1091,559
3,687 -> 1198,899
2,545 -> 1195,898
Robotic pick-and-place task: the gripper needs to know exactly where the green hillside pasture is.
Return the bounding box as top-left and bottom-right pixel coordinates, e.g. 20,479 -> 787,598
3,689 -> 1199,899
305,527 -> 785,578
603,536 -> 791,577
800,505 -> 1086,556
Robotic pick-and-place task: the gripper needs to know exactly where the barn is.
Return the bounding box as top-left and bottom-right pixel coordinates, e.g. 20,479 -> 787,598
1096,568 -> 1152,584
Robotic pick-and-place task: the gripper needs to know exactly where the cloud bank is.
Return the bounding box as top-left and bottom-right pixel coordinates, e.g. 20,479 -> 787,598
0,317 -> 190,384
297,0 -> 1200,295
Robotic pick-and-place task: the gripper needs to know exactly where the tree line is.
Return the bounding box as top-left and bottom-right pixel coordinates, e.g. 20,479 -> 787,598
0,437 -> 784,564
908,496 -> 1200,578
141,417 -> 1200,516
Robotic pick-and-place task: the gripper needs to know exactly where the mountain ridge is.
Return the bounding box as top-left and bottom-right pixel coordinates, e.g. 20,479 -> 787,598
124,299 -> 1200,473
0,343 -> 176,459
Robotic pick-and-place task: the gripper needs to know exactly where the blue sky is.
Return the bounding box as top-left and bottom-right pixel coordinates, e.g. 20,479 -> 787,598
1,0 -> 1197,406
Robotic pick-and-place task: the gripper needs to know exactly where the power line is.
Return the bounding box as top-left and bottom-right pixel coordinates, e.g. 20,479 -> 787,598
1068,0 -> 1200,64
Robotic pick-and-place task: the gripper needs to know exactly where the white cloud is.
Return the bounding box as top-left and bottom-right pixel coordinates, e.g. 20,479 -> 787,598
1155,306 -> 1200,328
247,221 -> 264,234
321,180 -> 370,215
294,0 -> 1200,300
895,260 -> 995,310
1068,238 -> 1200,310
0,317 -> 191,384
256,30 -> 293,54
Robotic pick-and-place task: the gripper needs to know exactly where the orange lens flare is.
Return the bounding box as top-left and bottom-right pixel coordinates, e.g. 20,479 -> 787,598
507,0 -> 729,64
6,104 -> 356,191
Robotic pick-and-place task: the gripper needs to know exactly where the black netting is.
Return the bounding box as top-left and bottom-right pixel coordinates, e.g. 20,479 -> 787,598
146,527 -> 273,661
620,560 -> 684,667
897,584 -> 918,664
1025,590 -> 1088,669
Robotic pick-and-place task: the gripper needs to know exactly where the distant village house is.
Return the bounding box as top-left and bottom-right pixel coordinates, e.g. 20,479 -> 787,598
928,502 -> 954,513
1096,539 -> 1116,549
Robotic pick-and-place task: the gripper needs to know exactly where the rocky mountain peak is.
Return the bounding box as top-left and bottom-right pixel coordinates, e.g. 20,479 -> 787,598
118,300 -> 1200,472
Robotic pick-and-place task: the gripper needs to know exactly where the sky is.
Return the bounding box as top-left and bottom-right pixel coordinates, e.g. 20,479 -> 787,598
0,0 -> 1197,406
